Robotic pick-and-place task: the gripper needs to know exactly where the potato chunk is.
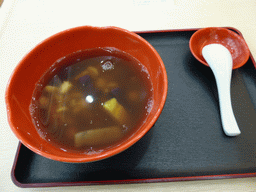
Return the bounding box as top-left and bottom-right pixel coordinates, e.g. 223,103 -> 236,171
60,81 -> 72,93
87,66 -> 99,78
39,96 -> 49,108
104,82 -> 118,93
44,85 -> 58,93
103,98 -> 128,124
75,66 -> 99,80
56,105 -> 67,113
96,78 -> 107,90
74,126 -> 122,147
74,69 -> 89,80
127,90 -> 146,102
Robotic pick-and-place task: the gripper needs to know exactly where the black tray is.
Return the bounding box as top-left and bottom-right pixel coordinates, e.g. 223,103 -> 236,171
11,28 -> 256,188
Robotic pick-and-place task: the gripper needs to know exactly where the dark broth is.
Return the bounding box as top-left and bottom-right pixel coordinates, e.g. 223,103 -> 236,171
30,47 -> 153,153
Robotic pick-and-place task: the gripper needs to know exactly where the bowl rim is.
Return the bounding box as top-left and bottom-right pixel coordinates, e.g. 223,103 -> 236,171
5,25 -> 168,163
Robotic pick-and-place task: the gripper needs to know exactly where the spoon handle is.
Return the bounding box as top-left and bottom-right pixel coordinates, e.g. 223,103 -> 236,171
214,70 -> 241,136
202,44 -> 241,136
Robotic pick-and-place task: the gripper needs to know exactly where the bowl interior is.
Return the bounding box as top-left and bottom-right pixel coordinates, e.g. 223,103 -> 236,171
189,27 -> 250,69
6,26 -> 167,163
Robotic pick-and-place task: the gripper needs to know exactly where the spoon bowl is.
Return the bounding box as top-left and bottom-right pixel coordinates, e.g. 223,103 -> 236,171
189,27 -> 250,69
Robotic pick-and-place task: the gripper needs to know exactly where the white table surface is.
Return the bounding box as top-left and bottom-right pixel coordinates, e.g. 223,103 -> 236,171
1,0 -> 256,191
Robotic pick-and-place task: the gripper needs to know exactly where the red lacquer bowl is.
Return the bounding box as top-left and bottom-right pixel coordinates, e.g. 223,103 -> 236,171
189,27 -> 250,69
5,26 -> 168,163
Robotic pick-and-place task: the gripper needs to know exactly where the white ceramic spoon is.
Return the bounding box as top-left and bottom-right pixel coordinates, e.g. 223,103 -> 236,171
202,44 -> 241,136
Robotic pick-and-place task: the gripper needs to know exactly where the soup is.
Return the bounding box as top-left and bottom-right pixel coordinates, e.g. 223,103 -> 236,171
30,47 -> 153,153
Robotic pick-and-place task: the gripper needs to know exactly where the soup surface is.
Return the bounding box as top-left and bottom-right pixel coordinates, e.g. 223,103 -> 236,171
30,47 -> 153,153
